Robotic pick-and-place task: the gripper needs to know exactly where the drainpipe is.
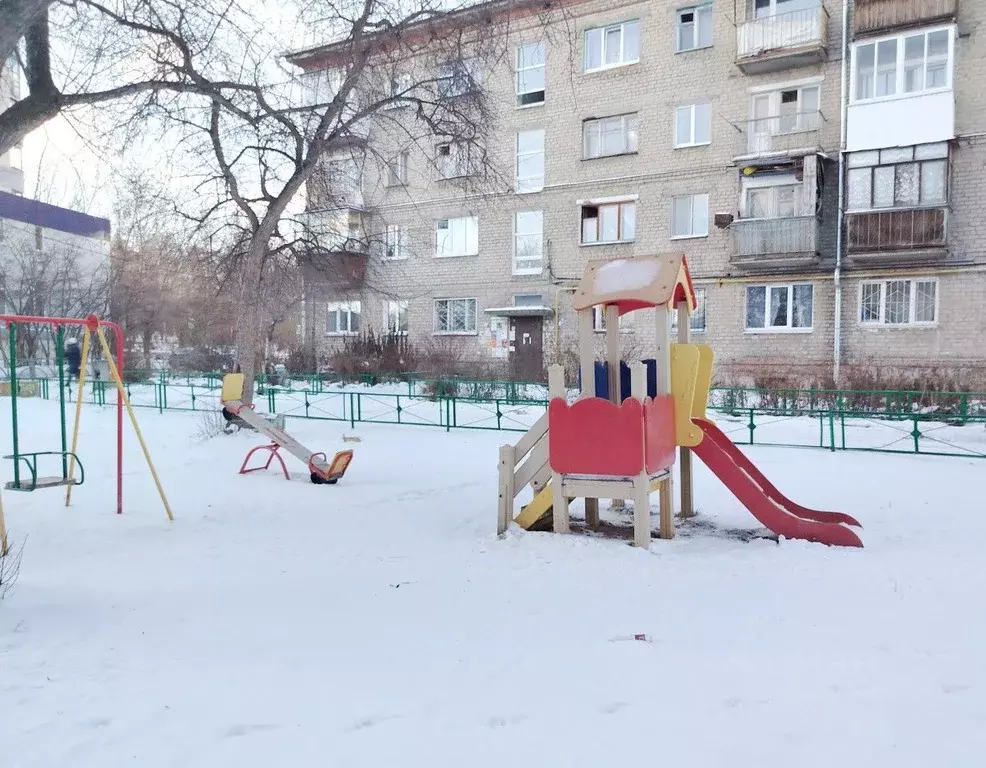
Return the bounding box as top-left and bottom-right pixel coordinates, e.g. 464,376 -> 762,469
833,0 -> 850,385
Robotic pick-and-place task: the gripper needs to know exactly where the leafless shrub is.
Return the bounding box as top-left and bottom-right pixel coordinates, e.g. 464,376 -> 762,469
0,538 -> 25,601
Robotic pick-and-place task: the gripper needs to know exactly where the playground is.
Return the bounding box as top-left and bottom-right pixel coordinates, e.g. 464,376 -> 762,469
0,284 -> 984,767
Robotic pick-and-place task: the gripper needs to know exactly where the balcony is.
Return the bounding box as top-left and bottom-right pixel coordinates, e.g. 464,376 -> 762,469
846,207 -> 948,264
736,6 -> 828,74
853,0 -> 957,36
733,110 -> 824,161
730,216 -> 820,272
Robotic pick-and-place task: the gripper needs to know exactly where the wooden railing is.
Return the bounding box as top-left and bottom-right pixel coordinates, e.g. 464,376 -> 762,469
853,0 -> 957,35
497,410 -> 549,534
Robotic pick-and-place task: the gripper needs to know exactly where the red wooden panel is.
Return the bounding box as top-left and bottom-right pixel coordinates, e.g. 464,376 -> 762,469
644,395 -> 677,474
548,397 -> 644,476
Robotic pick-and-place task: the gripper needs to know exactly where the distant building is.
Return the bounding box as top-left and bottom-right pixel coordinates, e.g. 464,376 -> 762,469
0,55 -> 24,196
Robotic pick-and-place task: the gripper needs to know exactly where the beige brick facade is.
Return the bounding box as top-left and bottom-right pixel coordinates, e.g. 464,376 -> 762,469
298,0 -> 986,386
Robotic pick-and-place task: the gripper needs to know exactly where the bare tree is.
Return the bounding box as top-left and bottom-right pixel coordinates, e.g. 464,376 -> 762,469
106,0 -> 527,403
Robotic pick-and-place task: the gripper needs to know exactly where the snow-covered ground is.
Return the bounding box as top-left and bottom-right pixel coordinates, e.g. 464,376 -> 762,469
1,399 -> 984,767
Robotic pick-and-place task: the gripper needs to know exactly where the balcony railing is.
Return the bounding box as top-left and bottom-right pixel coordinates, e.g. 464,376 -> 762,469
736,6 -> 828,68
731,216 -> 818,262
853,0 -> 957,36
847,207 -> 947,252
735,110 -> 824,157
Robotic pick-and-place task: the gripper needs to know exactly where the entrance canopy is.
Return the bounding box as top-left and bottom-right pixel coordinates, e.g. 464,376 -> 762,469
572,254 -> 697,317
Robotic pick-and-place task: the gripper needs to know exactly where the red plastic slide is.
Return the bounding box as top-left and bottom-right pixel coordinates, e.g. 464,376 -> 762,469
692,418 -> 864,548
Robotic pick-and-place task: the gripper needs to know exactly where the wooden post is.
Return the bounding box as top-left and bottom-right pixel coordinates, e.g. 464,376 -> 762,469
655,310 -> 674,539
577,309 -> 595,399
552,471 -> 570,534
676,300 -> 694,519
548,364 -> 566,398
629,361 -> 650,548
497,444 -> 515,535
605,303 -> 625,511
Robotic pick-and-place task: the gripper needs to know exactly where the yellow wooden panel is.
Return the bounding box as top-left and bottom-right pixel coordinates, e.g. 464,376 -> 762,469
221,373 -> 245,403
670,343 -> 703,447
691,343 -> 715,421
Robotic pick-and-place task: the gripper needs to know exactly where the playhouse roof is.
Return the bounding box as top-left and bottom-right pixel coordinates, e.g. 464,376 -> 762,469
571,254 -> 697,316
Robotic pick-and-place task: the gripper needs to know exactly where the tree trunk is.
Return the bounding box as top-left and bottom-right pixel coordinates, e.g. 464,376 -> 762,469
234,244 -> 266,405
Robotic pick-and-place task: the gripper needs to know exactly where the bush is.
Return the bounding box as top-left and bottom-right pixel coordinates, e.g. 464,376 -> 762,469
329,331 -> 417,384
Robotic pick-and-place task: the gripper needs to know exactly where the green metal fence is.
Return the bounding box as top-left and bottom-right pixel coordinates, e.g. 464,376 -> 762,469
7,374 -> 986,459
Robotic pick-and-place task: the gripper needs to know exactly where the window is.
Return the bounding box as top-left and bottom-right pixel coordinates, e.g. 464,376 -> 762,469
438,58 -> 480,98
671,194 -> 709,238
750,86 -> 821,141
384,72 -> 412,108
436,216 -> 479,257
326,301 -> 361,335
592,306 -> 632,332
584,20 -> 640,72
385,300 -> 409,334
853,27 -> 952,102
670,287 -> 707,333
384,225 -> 408,260
516,42 -> 545,107
435,142 -> 477,179
744,182 -> 800,218
846,143 -> 948,211
583,113 -> 638,159
515,130 -> 545,193
581,200 -> 636,244
434,298 -> 477,334
674,104 -> 711,147
385,151 -> 408,187
514,211 -> 544,275
676,4 -> 713,52
860,279 -> 937,326
745,284 -> 813,331
514,294 -> 544,307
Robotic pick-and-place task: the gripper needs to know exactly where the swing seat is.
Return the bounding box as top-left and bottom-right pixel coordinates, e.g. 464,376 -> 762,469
3,451 -> 85,492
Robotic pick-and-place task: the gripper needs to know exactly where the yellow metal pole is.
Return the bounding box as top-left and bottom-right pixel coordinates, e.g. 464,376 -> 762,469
65,327 -> 91,507
95,327 -> 174,522
0,490 -> 9,556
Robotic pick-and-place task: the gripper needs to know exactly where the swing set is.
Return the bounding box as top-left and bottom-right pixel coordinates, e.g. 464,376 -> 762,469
0,314 -> 172,557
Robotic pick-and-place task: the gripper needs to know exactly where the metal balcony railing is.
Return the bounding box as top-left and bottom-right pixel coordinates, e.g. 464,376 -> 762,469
736,110 -> 823,156
737,6 -> 828,60
847,207 -> 947,251
732,216 -> 818,258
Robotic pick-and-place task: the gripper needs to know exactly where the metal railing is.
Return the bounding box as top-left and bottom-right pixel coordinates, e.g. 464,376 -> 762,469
847,207 -> 948,252
737,6 -> 828,59
731,215 -> 818,258
9,376 -> 986,459
736,110 -> 823,156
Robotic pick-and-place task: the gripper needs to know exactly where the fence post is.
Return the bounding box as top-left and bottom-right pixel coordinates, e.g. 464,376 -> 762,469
828,409 -> 836,452
268,387 -> 276,414
496,399 -> 502,430
446,398 -> 451,432
840,410 -> 847,450
350,392 -> 356,428
912,415 -> 921,453
396,394 -> 402,424
747,408 -> 756,445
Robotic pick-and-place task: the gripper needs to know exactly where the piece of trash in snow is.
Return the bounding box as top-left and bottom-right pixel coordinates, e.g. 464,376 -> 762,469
609,633 -> 652,643
389,582 -> 411,589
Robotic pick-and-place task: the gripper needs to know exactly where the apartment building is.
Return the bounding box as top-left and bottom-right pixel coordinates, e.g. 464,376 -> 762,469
0,55 -> 24,196
288,0 -> 985,385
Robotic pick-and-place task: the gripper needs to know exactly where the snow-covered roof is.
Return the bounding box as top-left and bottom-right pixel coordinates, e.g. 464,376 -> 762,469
571,254 -> 696,316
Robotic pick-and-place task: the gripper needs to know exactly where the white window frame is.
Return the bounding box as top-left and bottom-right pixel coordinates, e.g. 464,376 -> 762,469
514,294 -> 544,307
850,25 -> 955,104
858,278 -> 938,327
583,113 -> 639,159
383,225 -> 408,260
670,193 -> 710,239
325,301 -> 361,336
385,151 -> 408,187
741,176 -> 802,218
674,103 -> 712,148
580,200 -> 636,245
583,19 -> 640,73
515,42 -> 546,108
676,4 -> 713,53
435,142 -> 476,180
434,297 -> 478,335
438,58 -> 480,98
744,283 -> 814,333
845,143 -> 949,212
384,299 -> 409,335
435,216 -> 479,258
515,129 -> 545,193
513,210 -> 544,276
592,306 -> 632,333
670,287 -> 707,333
